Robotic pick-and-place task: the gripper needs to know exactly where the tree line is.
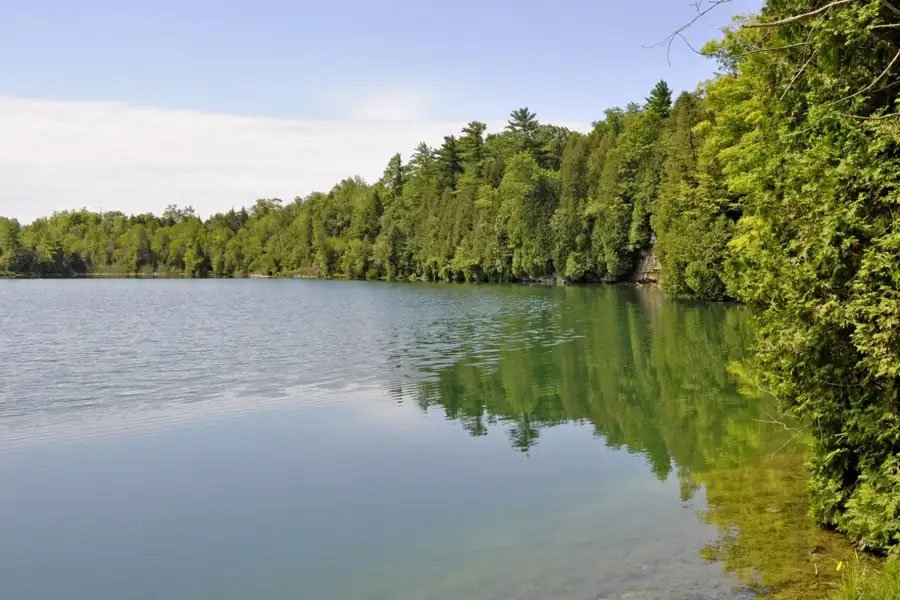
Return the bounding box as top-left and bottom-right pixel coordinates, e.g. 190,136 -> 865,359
1,0 -> 898,560
0,83 -> 733,297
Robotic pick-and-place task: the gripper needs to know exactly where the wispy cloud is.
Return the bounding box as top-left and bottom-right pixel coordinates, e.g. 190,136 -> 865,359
0,95 -> 589,223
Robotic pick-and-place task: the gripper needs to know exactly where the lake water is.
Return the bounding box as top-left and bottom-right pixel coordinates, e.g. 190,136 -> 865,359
0,280 -> 852,600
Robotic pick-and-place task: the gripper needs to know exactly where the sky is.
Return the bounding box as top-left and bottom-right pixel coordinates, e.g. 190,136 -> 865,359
0,0 -> 761,223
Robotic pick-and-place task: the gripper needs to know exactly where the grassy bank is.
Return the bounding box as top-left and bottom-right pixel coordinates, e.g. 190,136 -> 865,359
834,559 -> 900,600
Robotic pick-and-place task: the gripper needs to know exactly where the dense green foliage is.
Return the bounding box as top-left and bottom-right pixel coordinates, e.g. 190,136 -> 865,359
706,0 -> 900,556
1,0 -> 897,560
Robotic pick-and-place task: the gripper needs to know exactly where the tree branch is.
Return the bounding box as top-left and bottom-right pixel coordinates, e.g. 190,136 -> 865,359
780,49 -> 819,100
738,41 -> 811,57
839,111 -> 900,119
879,0 -> 900,17
646,0 -> 736,65
675,32 -> 705,56
755,412 -> 805,434
743,0 -> 854,28
768,432 -> 803,459
825,48 -> 900,106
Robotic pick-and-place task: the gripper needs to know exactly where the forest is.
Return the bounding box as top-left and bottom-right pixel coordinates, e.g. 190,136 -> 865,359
0,95 -> 687,289
2,0 -> 898,576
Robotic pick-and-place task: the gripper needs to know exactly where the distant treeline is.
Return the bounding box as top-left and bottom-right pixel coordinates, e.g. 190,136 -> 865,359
1,85 -> 731,298
2,0 -> 899,561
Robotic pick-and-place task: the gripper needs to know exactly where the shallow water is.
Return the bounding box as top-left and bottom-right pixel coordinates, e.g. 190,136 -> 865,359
0,280 -> 851,599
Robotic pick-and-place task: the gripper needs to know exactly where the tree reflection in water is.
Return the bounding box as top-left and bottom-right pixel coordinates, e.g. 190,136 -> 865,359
413,286 -> 861,599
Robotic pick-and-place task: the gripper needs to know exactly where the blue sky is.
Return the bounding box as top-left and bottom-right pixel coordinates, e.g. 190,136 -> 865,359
1,0 -> 761,221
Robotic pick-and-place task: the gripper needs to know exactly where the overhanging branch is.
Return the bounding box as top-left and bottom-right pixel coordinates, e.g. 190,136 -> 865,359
743,0 -> 854,28
646,0 -> 737,65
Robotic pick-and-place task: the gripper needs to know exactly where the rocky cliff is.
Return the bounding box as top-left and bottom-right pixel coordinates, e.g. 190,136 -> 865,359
633,248 -> 660,284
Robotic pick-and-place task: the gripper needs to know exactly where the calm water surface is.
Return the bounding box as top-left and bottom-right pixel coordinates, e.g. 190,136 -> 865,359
0,280 -> 847,599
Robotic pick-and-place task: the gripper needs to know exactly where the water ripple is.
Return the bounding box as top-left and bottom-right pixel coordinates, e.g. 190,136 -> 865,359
0,280 -> 580,448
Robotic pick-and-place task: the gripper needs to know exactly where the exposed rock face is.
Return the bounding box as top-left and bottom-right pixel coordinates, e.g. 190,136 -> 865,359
633,248 -> 661,284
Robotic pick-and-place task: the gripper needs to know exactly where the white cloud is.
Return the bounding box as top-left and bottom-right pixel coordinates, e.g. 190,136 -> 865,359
0,95 -> 589,223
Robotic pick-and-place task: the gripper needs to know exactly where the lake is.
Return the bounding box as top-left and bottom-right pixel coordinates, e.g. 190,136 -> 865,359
0,280 -> 853,600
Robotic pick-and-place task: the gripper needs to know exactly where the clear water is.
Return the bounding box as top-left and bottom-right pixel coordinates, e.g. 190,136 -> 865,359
0,280 -> 818,599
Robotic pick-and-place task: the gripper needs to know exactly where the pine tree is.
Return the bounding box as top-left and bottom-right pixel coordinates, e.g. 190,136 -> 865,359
645,80 -> 672,118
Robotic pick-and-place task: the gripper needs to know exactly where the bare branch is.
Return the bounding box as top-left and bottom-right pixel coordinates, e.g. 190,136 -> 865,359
825,48 -> 900,106
646,0 -> 736,65
839,111 -> 900,119
880,0 -> 900,17
743,0 -> 854,28
755,412 -> 805,434
872,22 -> 900,28
768,433 -> 802,459
675,32 -> 705,56
780,49 -> 819,100
738,41 -> 811,57
755,415 -> 804,460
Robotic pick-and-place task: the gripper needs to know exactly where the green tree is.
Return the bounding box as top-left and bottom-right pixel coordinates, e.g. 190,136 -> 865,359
436,135 -> 463,190
505,107 -> 545,162
645,80 -> 673,118
0,217 -> 27,273
458,121 -> 487,176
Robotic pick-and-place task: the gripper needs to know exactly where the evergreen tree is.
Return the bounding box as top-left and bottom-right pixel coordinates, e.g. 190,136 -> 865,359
645,80 -> 673,118
436,135 -> 463,190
